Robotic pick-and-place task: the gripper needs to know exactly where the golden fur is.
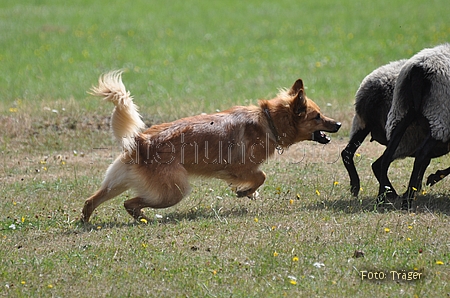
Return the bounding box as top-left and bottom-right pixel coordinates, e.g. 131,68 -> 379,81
81,71 -> 341,222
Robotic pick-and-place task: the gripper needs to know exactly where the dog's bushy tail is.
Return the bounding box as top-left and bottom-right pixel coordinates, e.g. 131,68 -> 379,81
90,70 -> 145,154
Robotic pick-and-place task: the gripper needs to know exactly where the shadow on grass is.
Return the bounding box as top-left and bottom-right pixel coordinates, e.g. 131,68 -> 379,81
74,194 -> 449,232
307,193 -> 450,216
75,204 -> 251,232
73,221 -> 136,233
159,205 -> 250,224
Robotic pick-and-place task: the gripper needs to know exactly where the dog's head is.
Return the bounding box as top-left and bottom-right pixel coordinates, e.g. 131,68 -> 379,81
281,79 -> 341,144
270,79 -> 341,145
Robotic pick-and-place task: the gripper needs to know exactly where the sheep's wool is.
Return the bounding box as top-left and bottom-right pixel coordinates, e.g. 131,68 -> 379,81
386,43 -> 450,143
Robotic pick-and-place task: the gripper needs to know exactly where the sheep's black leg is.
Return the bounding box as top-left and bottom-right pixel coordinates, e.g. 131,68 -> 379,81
341,128 -> 370,196
424,141 -> 450,186
402,134 -> 437,209
371,155 -> 398,199
426,166 -> 450,186
378,111 -> 415,203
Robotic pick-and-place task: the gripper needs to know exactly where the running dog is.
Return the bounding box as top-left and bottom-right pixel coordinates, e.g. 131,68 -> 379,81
81,71 -> 341,222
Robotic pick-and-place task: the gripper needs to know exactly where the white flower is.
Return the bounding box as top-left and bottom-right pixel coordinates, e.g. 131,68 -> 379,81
313,262 -> 325,268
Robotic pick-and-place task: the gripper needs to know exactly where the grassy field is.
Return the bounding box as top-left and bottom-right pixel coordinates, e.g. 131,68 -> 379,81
1,0 -> 449,297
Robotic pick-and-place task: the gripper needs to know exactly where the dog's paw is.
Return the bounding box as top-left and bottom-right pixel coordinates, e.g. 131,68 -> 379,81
135,213 -> 151,224
248,190 -> 259,200
236,188 -> 254,198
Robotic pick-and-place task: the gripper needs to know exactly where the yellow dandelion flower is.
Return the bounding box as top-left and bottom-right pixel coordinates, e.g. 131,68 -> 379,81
39,160 -> 46,164
333,181 -> 339,186
140,218 -> 148,224
13,201 -> 17,206
355,153 -> 361,157
254,217 -> 258,223
212,270 -> 217,275
436,260 -> 444,265
96,226 -> 102,230
21,281 -> 25,285
332,280 -> 337,285
273,251 -> 279,257
61,161 -> 66,165
407,237 -> 412,241
315,190 -> 320,196
9,107 -> 18,113
384,227 -> 390,233
271,226 -> 276,230
289,280 -> 297,285
413,267 -> 418,271
422,189 -> 427,195
408,225 -> 413,229
141,243 -> 147,248
289,199 -> 294,205
21,216 -> 25,223
296,193 -> 300,199
412,187 -> 417,191
292,256 -> 299,262
48,284 -> 53,289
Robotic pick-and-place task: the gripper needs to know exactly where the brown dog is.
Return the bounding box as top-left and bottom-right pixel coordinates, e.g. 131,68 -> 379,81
81,71 -> 341,222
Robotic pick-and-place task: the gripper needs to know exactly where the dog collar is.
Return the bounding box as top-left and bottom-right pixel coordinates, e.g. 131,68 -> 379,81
263,108 -> 284,153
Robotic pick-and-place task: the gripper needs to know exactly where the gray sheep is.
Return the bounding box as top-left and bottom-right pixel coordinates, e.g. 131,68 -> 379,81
341,58 -> 450,199
379,43 -> 450,207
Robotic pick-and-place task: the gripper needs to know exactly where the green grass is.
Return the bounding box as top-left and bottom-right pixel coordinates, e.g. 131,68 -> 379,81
1,0 -> 449,297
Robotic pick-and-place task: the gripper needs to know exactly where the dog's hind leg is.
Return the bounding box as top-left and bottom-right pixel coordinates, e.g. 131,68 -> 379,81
81,158 -> 130,223
227,169 -> 266,198
124,166 -> 191,221
123,197 -> 154,221
81,185 -> 128,223
124,187 -> 190,221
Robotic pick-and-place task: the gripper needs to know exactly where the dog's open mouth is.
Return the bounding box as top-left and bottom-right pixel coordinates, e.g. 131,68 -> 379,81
312,131 -> 331,144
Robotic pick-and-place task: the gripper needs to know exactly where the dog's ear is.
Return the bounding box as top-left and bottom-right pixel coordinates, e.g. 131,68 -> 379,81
288,79 -> 304,96
290,79 -> 307,115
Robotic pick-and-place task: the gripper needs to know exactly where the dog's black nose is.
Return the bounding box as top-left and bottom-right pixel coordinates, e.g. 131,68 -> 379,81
334,122 -> 342,132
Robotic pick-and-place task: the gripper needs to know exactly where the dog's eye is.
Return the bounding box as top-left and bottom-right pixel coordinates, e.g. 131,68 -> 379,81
315,114 -> 321,120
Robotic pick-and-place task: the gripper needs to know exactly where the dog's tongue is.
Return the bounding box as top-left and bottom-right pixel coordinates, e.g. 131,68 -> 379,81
312,131 -> 330,144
